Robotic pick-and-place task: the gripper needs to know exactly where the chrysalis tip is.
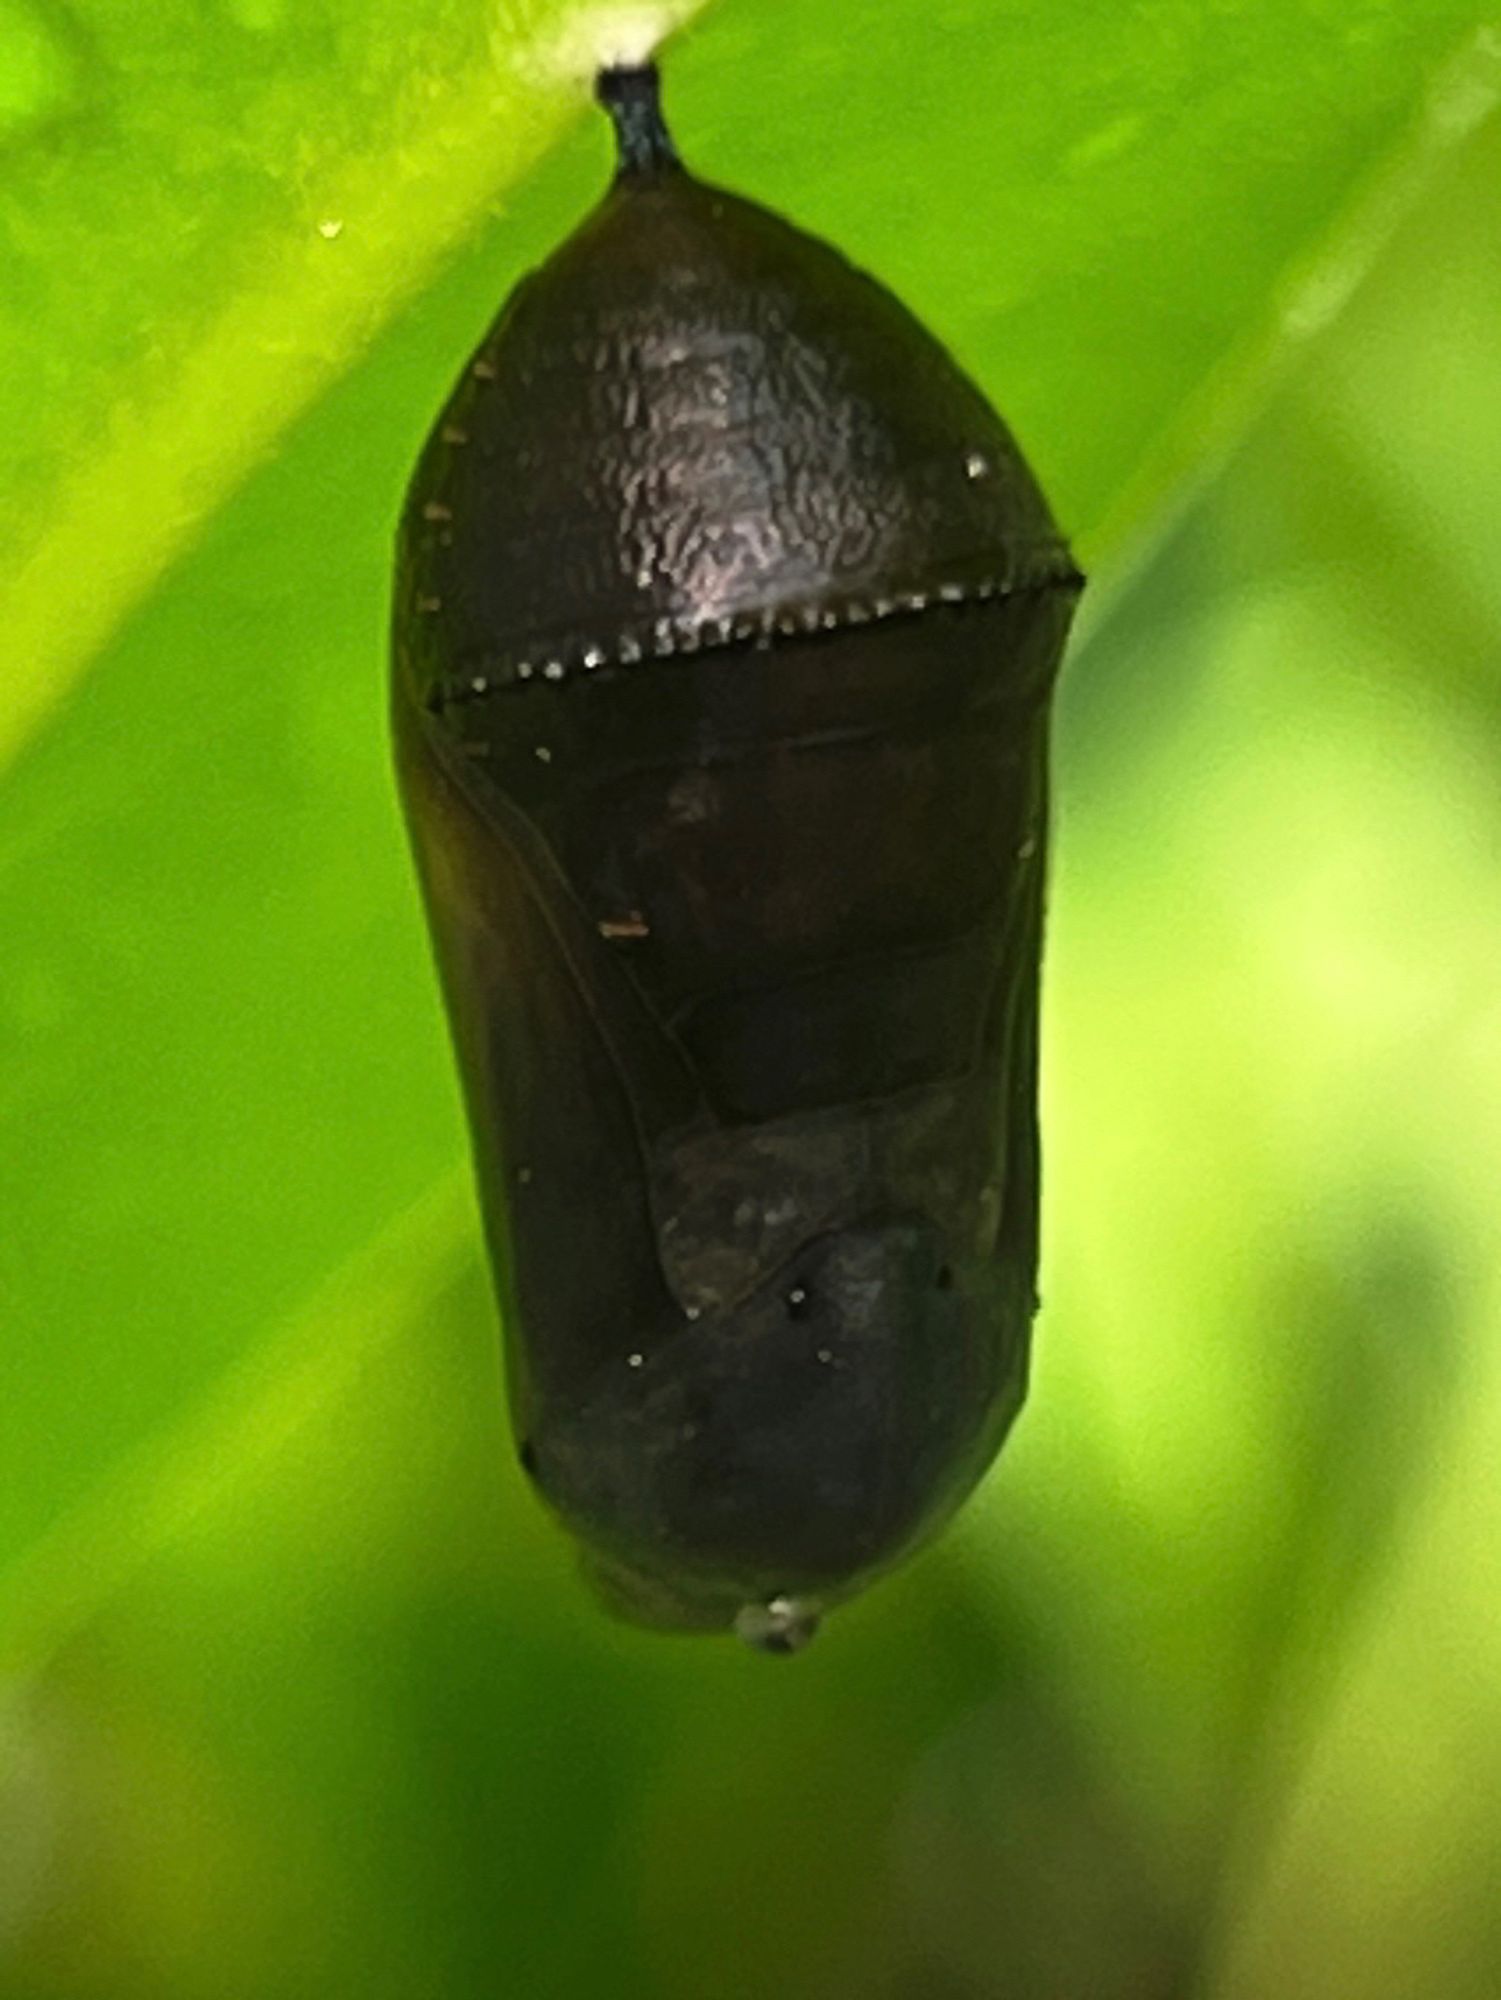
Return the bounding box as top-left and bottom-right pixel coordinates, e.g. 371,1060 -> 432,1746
597,61 -> 680,176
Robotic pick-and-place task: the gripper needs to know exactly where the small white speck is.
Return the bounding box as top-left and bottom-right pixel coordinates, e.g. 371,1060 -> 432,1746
582,646 -> 605,669
685,1305 -> 702,1322
965,450 -> 989,480
1018,835 -> 1037,860
816,1348 -> 833,1364
317,218 -> 344,240
472,357 -> 498,381
635,566 -> 654,589
788,1286 -> 808,1307
543,660 -> 565,681
627,1352 -> 644,1369
469,675 -> 489,696
422,501 -> 452,522
534,745 -> 553,762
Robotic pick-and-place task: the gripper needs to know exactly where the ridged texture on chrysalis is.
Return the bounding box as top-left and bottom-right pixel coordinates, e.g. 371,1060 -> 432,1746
392,65 -> 1082,1652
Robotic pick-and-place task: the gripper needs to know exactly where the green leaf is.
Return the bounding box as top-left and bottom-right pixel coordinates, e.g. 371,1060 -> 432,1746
3,0 -> 1491,1580
2,6 -> 1500,1992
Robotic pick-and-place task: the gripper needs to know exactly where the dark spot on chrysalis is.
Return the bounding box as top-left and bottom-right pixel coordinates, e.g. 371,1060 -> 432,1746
391,60 -> 1083,1650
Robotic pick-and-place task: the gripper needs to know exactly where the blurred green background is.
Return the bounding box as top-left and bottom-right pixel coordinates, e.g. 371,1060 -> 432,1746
3,2 -> 1500,1995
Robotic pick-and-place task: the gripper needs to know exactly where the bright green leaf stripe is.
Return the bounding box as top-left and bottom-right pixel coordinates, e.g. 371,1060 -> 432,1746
0,0 -> 705,775
1085,23 -> 1501,579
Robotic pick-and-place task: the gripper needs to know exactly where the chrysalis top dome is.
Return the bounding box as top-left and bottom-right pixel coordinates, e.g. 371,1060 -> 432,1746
396,64 -> 1078,701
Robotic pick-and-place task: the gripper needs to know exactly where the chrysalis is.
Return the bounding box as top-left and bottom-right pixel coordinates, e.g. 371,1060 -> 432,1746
392,64 -> 1082,1651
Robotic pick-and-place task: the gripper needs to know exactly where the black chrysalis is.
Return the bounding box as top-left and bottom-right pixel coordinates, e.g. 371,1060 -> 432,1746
392,64 -> 1082,1651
